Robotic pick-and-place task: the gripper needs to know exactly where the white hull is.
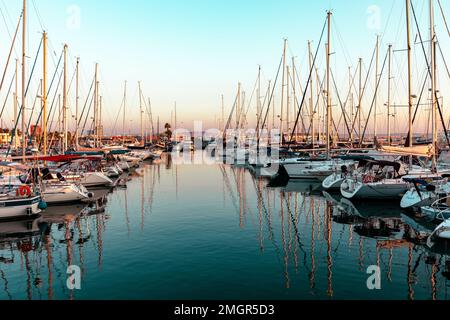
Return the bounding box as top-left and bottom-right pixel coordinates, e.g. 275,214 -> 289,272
42,183 -> 92,205
0,196 -> 42,220
430,220 -> 450,240
284,161 -> 352,182
401,190 -> 438,209
341,179 -> 408,199
322,173 -> 345,190
247,165 -> 278,178
64,172 -> 113,188
118,161 -> 130,171
401,181 -> 450,209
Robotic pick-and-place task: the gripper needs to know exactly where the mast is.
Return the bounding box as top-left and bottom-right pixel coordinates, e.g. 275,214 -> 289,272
123,80 -> 127,146
99,95 -> 103,144
349,66 -> 354,144
286,65 -> 290,141
308,41 -> 315,152
358,58 -> 362,148
280,39 -> 287,141
406,0 -> 413,167
257,66 -> 261,129
387,44 -> 392,146
43,32 -> 47,156
94,63 -> 99,148
139,81 -> 144,144
374,35 -> 379,143
75,57 -> 79,150
148,98 -> 154,142
21,0 -> 27,161
237,83 -> 241,130
157,116 -> 160,137
326,11 -> 332,159
63,44 -> 68,153
292,57 -> 298,142
174,101 -> 177,130
430,0 -> 437,172
221,94 -> 225,132
14,59 -> 18,149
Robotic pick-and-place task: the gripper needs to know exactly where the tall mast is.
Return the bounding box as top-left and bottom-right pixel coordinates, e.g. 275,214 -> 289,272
308,41 -> 315,152
94,63 -> 98,148
63,44 -> 68,153
358,58 -> 362,148
326,11 -> 332,159
99,95 -> 103,144
374,35 -> 379,143
21,0 -> 26,161
148,98 -> 154,142
58,94 -> 61,146
257,66 -> 261,126
237,83 -> 241,129
292,57 -> 298,142
286,65 -> 290,141
174,101 -> 177,130
406,0 -> 413,167
14,59 -> 18,149
430,0 -> 437,172
139,81 -> 144,144
123,80 -> 127,146
75,57 -> 79,150
387,44 -> 392,146
43,32 -> 47,156
157,116 -> 160,137
349,66 -> 354,144
280,39 -> 287,140
221,94 -> 225,132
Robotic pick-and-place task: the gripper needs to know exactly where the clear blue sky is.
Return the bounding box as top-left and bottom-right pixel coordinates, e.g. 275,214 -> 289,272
0,0 -> 449,134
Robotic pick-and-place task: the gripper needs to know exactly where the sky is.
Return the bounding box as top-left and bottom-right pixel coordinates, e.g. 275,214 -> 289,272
0,0 -> 449,135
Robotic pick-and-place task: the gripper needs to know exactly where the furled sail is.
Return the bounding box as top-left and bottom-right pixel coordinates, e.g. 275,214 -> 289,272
378,145 -> 435,158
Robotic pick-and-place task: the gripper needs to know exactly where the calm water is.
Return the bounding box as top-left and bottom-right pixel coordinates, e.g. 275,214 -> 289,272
0,154 -> 449,300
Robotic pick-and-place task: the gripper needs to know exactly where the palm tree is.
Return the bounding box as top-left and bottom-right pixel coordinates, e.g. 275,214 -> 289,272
164,123 -> 172,139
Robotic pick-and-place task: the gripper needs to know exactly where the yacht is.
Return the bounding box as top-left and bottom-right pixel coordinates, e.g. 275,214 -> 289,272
283,157 -> 355,181
400,177 -> 450,210
340,160 -> 415,200
0,186 -> 43,220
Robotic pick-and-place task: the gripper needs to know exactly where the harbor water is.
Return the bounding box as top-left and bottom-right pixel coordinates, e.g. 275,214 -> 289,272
0,154 -> 449,300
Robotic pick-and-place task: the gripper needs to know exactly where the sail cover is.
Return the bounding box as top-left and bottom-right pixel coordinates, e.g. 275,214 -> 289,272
378,145 -> 435,158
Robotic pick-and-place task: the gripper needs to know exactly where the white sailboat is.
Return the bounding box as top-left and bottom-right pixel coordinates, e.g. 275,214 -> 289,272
400,177 -> 450,210
340,160 -> 423,200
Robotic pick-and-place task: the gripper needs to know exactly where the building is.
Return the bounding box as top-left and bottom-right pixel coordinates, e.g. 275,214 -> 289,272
0,132 -> 11,145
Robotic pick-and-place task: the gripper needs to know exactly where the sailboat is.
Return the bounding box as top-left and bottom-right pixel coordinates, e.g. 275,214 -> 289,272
400,177 -> 450,210
0,183 -> 43,220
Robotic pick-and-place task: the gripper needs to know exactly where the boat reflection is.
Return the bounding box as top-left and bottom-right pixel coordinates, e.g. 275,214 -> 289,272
232,166 -> 450,300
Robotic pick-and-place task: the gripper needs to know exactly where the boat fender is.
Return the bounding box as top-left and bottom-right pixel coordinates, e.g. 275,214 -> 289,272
38,200 -> 48,210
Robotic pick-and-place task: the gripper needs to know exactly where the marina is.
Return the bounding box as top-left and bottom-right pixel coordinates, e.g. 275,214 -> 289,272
0,0 -> 449,303
1,155 -> 450,300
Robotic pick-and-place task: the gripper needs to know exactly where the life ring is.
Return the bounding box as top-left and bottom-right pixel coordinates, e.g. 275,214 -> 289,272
16,185 -> 32,197
362,175 -> 375,184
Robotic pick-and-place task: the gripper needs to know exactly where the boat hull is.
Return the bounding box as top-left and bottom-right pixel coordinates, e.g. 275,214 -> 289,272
322,173 -> 345,190
400,189 -> 437,209
341,179 -> 408,200
0,196 -> 42,220
43,184 -> 92,205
